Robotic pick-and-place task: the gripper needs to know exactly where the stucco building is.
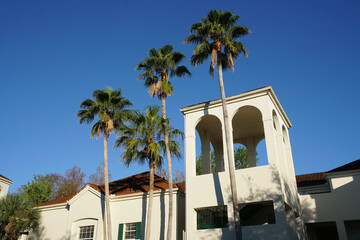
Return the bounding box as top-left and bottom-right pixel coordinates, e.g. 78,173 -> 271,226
30,172 -> 185,240
29,87 -> 359,240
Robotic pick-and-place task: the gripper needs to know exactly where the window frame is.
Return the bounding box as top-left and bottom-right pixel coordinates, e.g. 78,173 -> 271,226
79,225 -> 95,240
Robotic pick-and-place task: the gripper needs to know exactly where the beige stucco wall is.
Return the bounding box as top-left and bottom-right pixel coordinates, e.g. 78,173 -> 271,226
0,176 -> 12,199
30,185 -> 184,240
182,87 -> 305,239
300,172 -> 360,240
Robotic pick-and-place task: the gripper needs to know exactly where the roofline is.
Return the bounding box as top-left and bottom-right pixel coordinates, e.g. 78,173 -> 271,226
180,86 -> 292,128
36,185 -> 183,208
0,175 -> 13,184
325,169 -> 360,178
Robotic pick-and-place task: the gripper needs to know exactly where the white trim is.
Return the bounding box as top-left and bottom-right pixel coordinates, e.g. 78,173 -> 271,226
0,176 -> 13,185
297,183 -> 331,195
325,169 -> 360,178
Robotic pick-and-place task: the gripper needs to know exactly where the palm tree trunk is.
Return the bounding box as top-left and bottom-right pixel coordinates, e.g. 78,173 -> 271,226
145,160 -> 155,240
217,53 -> 242,240
104,134 -> 112,240
162,97 -> 174,240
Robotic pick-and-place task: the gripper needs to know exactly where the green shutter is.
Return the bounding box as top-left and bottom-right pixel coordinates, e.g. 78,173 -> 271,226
135,222 -> 142,239
118,224 -> 124,240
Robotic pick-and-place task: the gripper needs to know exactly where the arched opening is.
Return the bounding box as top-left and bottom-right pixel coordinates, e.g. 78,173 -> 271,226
232,106 -> 268,168
195,115 -> 224,175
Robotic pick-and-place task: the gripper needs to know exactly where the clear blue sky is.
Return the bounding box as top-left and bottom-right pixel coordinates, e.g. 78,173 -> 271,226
1,0 -> 359,192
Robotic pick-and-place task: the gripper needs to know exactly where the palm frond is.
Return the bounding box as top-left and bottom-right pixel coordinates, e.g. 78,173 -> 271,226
170,66 -> 191,78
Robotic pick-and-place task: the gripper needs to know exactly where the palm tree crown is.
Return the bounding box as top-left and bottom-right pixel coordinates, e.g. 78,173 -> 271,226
136,44 -> 191,99
77,87 -> 132,139
115,105 -> 182,168
184,9 -> 250,76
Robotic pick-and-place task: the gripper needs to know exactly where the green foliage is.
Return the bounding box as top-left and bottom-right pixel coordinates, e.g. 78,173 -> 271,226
196,152 -> 215,175
21,174 -> 54,205
20,165 -> 87,202
77,87 -> 132,140
196,146 -> 258,175
136,45 -> 191,100
0,194 -> 40,240
115,105 -> 183,168
184,9 -> 250,76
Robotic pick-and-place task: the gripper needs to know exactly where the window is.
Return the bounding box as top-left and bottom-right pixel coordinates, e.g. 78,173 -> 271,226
118,222 -> 141,240
196,206 -> 228,230
79,225 -> 94,240
125,223 -> 136,239
239,201 -> 276,226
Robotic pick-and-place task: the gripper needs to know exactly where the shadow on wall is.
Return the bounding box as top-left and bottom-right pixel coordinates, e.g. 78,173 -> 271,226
195,165 -> 305,239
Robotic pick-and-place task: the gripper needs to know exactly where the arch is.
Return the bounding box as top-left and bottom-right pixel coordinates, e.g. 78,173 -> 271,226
195,115 -> 224,175
232,105 -> 267,168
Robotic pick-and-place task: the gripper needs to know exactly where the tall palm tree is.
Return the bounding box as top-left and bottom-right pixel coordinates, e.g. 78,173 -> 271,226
115,105 -> 182,240
184,9 -> 250,239
136,44 -> 190,240
77,87 -> 132,240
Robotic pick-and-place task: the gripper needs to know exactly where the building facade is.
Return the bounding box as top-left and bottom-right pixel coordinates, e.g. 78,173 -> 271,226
30,172 -> 185,240
181,86 -> 306,239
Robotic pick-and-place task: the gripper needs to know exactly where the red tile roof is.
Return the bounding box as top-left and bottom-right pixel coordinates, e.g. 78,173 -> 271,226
37,172 -> 181,207
296,172 -> 327,188
0,174 -> 12,182
175,182 -> 185,191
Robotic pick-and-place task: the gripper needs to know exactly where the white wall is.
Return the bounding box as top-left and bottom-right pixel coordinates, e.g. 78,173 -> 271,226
30,185 -> 184,240
300,172 -> 360,240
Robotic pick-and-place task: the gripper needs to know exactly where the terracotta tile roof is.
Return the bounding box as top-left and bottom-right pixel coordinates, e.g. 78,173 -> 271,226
296,172 -> 327,188
326,159 -> 360,173
36,172 -> 179,207
175,182 -> 185,191
0,174 -> 12,182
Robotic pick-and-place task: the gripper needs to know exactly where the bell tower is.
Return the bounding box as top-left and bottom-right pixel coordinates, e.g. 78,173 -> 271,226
181,86 -> 305,239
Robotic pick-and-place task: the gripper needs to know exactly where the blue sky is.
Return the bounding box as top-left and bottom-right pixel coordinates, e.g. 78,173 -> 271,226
1,0 -> 359,192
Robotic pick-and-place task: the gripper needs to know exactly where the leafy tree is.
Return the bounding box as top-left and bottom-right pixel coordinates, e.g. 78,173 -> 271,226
0,194 -> 40,240
184,9 -> 250,239
136,45 -> 190,240
115,105 -> 182,240
50,165 -> 86,199
88,162 -> 112,186
77,87 -> 132,240
196,152 -> 215,175
21,174 -> 54,205
196,146 -> 258,175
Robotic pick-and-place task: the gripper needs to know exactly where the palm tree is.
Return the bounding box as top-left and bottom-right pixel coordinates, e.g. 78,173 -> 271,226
115,105 -> 182,240
0,194 -> 40,240
184,9 -> 250,239
77,87 -> 132,240
136,44 -> 190,240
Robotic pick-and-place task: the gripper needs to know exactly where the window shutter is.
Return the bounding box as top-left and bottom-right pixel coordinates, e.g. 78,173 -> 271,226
135,222 -> 142,239
118,224 -> 124,240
